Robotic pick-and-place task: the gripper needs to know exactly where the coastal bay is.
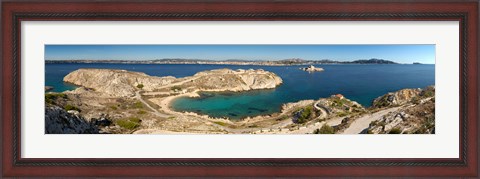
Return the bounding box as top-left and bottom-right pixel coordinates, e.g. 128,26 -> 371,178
45,64 -> 435,134
44,45 -> 436,135
47,63 -> 434,119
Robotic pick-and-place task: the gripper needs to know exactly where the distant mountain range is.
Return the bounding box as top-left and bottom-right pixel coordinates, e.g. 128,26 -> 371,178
45,58 -> 399,65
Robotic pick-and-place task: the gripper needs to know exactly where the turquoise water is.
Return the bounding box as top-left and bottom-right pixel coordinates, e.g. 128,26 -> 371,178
46,63 -> 435,119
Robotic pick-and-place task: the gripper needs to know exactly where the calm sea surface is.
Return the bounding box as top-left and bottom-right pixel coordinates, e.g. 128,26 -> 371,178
46,63 -> 435,119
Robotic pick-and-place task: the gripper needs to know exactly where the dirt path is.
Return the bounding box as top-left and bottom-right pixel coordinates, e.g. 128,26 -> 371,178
157,76 -> 201,90
341,107 -> 400,134
135,91 -> 170,118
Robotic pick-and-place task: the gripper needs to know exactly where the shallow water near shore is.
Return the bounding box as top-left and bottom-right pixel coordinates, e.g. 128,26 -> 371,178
46,63 -> 434,120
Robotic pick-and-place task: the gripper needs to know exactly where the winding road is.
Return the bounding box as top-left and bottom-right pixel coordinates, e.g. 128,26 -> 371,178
341,107 -> 400,134
134,91 -> 170,118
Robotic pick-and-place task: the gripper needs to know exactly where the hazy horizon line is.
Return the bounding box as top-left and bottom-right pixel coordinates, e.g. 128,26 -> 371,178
44,58 -> 402,62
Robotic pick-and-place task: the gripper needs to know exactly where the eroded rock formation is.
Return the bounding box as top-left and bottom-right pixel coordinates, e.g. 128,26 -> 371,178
64,68 -> 283,97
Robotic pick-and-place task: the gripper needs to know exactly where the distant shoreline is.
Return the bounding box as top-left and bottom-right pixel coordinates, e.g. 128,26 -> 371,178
45,58 -> 408,66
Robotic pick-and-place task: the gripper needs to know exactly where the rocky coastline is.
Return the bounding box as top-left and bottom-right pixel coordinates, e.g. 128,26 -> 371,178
46,68 -> 434,134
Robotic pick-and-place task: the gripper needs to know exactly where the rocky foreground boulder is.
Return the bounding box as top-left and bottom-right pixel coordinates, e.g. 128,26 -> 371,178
45,106 -> 99,134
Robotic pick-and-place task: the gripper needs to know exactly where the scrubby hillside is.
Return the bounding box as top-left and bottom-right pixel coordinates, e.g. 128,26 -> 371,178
366,86 -> 435,134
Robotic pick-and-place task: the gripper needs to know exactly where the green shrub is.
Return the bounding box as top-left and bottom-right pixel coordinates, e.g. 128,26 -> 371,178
116,120 -> 139,130
137,110 -> 147,114
378,121 -> 387,127
45,93 -> 67,104
388,127 -> 402,134
277,115 -> 289,121
213,121 -> 227,126
338,112 -> 349,117
297,106 -> 313,124
136,84 -> 144,89
423,90 -> 434,97
128,117 -> 142,123
314,124 -> 335,134
110,106 -> 118,110
171,86 -> 182,91
116,117 -> 141,130
411,97 -> 420,104
64,104 -> 80,112
133,101 -> 143,108
332,98 -> 349,107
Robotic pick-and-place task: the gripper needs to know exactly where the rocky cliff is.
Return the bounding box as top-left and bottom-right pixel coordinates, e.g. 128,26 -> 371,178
64,68 -> 282,97
45,105 -> 99,134
372,88 -> 422,108
192,69 -> 283,91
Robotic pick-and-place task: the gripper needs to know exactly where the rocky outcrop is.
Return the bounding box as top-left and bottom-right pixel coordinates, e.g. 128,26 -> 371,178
300,65 -> 324,72
366,86 -> 435,134
283,94 -> 366,125
64,68 -> 282,97
45,106 -> 99,134
366,98 -> 435,134
372,88 -> 422,108
192,69 -> 283,91
64,69 -> 176,97
45,86 -> 53,91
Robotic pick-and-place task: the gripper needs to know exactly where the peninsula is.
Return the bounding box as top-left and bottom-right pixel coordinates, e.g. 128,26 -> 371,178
46,68 -> 434,135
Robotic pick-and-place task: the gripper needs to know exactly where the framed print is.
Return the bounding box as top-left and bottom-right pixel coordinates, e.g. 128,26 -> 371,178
1,0 -> 479,177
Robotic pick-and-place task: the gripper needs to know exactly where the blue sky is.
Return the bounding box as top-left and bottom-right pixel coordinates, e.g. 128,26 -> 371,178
45,45 -> 435,64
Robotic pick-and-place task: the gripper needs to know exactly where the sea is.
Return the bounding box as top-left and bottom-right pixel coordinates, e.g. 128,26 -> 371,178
46,63 -> 435,120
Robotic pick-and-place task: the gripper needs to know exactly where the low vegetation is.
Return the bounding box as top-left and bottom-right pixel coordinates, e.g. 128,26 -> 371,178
170,86 -> 182,91
136,83 -> 144,89
276,115 -> 289,121
64,104 -> 81,112
133,101 -> 143,108
337,111 -> 350,117
332,98 -> 349,107
314,124 -> 335,134
115,117 -> 142,130
388,127 -> 402,134
412,116 -> 435,134
213,121 -> 227,126
294,105 -> 314,124
45,93 -> 67,105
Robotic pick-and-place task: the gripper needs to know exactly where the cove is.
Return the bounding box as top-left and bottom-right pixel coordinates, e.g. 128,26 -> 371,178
46,63 -> 435,120
169,64 -> 435,120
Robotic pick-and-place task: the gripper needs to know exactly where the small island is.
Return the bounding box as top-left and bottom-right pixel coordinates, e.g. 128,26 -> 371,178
300,65 -> 324,72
